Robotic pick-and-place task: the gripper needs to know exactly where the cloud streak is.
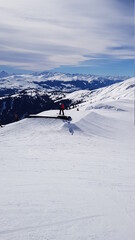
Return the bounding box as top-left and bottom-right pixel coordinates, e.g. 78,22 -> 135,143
0,0 -> 134,71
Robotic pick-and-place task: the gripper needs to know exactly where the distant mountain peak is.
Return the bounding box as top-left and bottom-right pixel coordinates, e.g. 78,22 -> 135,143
0,71 -> 9,78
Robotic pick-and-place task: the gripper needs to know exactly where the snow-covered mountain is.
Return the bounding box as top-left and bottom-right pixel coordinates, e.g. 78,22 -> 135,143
0,77 -> 135,240
65,77 -> 134,104
0,89 -> 72,125
0,71 -> 9,78
0,77 -> 133,125
0,71 -> 130,124
0,71 -> 128,96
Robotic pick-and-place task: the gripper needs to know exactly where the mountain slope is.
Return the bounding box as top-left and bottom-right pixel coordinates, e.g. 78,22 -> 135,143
0,89 -> 72,125
0,78 -> 135,240
65,77 -> 134,103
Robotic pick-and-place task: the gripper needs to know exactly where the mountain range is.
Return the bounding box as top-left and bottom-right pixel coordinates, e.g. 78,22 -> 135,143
0,71 -> 128,96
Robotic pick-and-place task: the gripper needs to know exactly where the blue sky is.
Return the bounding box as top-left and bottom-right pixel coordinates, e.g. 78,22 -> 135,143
0,0 -> 134,76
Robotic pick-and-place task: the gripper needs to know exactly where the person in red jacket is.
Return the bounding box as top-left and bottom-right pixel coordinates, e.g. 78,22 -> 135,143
59,103 -> 65,115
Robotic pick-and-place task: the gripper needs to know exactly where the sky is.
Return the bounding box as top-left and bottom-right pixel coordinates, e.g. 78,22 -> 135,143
0,0 -> 134,76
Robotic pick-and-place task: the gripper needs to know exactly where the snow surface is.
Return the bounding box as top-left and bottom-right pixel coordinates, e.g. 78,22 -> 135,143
0,78 -> 135,240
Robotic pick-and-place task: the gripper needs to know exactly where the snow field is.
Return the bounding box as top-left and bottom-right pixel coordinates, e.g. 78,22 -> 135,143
0,78 -> 135,240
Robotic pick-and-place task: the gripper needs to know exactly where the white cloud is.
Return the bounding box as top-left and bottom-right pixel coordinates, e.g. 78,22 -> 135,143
0,0 -> 134,71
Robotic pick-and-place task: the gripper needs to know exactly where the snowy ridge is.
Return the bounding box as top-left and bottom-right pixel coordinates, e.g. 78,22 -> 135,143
0,77 -> 135,240
90,77 -> 134,101
65,77 -> 134,104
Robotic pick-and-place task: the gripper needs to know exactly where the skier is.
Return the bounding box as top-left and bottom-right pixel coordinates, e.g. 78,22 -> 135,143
59,103 -> 65,116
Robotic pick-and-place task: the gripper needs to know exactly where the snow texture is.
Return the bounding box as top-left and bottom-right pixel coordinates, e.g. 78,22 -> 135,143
0,78 -> 135,240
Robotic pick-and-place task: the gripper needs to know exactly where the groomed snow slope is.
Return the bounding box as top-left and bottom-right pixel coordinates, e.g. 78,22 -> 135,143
0,78 -> 135,240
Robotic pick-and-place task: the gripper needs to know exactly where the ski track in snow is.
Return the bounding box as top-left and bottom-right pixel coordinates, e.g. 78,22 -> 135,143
0,78 -> 135,240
